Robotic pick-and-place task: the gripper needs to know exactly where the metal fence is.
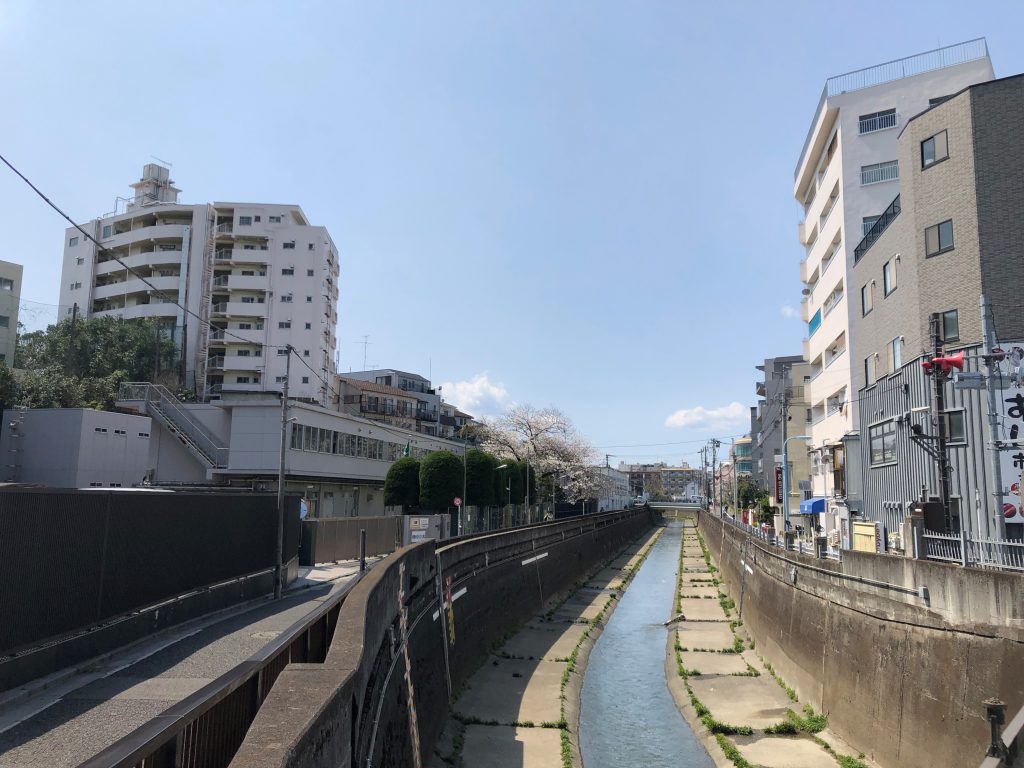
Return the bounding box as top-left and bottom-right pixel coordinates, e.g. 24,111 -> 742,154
0,489 -> 300,657
923,528 -> 1024,571
299,516 -> 402,565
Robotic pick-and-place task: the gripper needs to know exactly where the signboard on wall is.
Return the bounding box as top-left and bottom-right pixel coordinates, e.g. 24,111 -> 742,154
775,467 -> 783,504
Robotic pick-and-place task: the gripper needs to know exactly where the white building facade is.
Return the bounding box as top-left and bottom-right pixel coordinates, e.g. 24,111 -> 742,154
0,260 -> 22,364
793,40 -> 993,522
59,164 -> 339,402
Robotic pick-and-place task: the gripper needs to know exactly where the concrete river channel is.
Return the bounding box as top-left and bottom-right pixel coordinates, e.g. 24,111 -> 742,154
579,521 -> 712,768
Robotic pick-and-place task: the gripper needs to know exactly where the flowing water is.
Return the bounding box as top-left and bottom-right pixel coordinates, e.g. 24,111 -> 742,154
579,521 -> 712,768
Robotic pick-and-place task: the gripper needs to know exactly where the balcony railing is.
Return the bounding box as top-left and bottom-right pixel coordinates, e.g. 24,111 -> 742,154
207,356 -> 225,369
416,410 -> 439,423
860,160 -> 899,185
808,308 -> 822,338
827,38 -> 988,97
213,275 -> 229,287
214,249 -> 232,261
858,111 -> 898,134
211,303 -> 227,314
854,194 -> 901,263
215,223 -> 233,234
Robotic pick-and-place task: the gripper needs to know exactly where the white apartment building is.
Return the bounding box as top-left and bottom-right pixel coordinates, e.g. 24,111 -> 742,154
794,39 -> 993,522
0,260 -> 22,364
59,164 -> 339,402
343,369 -> 441,436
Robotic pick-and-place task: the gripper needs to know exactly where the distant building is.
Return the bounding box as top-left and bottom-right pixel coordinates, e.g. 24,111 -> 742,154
734,437 -> 753,475
0,260 -> 21,364
59,164 -> 340,402
343,369 -> 440,436
594,466 -> 630,512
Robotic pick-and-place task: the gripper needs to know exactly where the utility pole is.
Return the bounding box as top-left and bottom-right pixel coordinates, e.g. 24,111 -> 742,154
67,302 -> 78,377
929,313 -> 954,531
275,344 -> 292,600
981,294 -> 1009,542
711,439 -> 720,513
780,378 -> 789,527
731,437 -> 739,513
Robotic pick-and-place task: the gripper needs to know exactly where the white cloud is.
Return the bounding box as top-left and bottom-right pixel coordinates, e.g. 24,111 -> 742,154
780,304 -> 800,319
664,401 -> 747,431
440,373 -> 509,413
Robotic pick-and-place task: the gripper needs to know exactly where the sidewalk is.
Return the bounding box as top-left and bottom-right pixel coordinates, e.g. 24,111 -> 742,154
0,557 -> 375,768
667,519 -> 879,768
431,529 -> 663,767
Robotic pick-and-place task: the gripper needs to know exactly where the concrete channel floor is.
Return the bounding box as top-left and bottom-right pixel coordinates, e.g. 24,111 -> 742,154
438,529 -> 663,767
676,522 -> 880,768
0,559 -> 373,768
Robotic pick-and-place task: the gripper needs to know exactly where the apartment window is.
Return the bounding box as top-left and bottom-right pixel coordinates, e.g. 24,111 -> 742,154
861,160 -> 899,185
243,244 -> 256,250
806,408 -> 813,424
278,321 -> 291,329
254,346 -> 262,357
944,409 -> 967,443
925,220 -> 954,256
89,482 -> 103,487
241,296 -> 255,303
254,215 -> 261,223
275,376 -> 286,383
114,429 -> 126,435
860,284 -> 872,316
308,244 -> 315,251
921,130 -> 949,168
869,420 -> 896,465
941,309 -> 960,342
283,241 -> 296,250
277,349 -> 288,356
302,376 -> 309,384
94,427 -> 108,434
0,279 -> 13,292
138,432 -> 150,438
76,257 -> 84,265
269,215 -> 282,223
237,376 -> 250,384
307,269 -> 314,276
863,216 -> 880,236
304,322 -> 311,329
859,108 -> 897,135
303,350 -> 310,357
306,296 -> 312,303
102,224 -> 112,238
237,349 -> 251,357
239,216 -> 252,226
882,260 -> 897,295
255,322 -> 264,329
281,267 -> 294,276
239,322 -> 252,330
0,316 -> 9,328
889,337 -> 903,371
69,236 -> 80,247
864,354 -> 876,386
281,294 -> 293,303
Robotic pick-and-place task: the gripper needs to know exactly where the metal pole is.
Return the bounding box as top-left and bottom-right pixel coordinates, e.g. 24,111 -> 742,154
981,294 -> 1009,542
525,455 -> 530,524
461,437 -> 467,537
359,528 -> 366,572
780,380 -> 789,527
731,437 -> 739,513
930,314 -> 954,531
274,344 -> 292,599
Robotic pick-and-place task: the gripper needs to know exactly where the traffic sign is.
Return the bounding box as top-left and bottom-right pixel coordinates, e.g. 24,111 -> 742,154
454,497 -> 462,507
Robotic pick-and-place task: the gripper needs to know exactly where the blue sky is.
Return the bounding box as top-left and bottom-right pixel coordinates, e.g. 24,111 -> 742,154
3,2 -> 1023,465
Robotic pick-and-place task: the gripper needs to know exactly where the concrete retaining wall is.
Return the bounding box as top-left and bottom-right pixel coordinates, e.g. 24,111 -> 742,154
230,507 -> 654,768
699,511 -> 1024,768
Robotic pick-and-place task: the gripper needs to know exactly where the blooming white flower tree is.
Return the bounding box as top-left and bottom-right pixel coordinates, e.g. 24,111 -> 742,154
475,404 -> 610,502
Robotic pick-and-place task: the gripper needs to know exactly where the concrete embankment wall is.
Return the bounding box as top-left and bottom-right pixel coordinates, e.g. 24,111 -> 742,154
230,507 -> 654,768
699,511 -> 1024,768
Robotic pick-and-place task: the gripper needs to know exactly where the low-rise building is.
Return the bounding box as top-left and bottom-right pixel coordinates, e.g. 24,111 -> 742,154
343,369 -> 440,435
0,260 -> 22,365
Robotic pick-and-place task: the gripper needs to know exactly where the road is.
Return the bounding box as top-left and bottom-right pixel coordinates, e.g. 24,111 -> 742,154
0,561 -> 367,768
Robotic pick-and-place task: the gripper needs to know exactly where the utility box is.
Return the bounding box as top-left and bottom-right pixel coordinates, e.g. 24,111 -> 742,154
402,514 -> 450,545
910,499 -> 945,531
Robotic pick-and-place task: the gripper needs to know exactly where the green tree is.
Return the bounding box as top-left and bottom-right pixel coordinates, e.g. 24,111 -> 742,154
384,456 -> 420,512
738,475 -> 762,507
12,316 -> 179,409
465,449 -> 496,507
419,451 -> 463,510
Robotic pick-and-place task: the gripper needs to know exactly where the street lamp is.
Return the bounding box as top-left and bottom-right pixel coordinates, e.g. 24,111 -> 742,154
496,463 -> 511,514
782,435 -> 811,536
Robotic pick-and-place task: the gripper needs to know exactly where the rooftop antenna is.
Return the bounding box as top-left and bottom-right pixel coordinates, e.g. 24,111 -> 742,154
150,155 -> 173,168
351,335 -> 372,370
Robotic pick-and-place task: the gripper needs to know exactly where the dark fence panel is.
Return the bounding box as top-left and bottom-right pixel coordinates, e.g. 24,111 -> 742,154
0,490 -> 300,657
299,516 -> 402,565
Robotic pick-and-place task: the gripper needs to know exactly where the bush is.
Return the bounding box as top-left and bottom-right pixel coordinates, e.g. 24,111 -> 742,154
384,456 -> 420,511
420,451 -> 463,510
465,449 -> 497,506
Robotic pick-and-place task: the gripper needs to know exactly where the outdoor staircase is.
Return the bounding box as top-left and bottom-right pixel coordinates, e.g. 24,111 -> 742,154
119,382 -> 228,470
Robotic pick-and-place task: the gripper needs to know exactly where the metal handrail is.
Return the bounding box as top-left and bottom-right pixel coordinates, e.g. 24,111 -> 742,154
854,194 -> 901,263
120,383 -> 229,466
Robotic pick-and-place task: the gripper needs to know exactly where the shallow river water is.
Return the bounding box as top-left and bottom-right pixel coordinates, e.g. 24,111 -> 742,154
578,521 -> 713,768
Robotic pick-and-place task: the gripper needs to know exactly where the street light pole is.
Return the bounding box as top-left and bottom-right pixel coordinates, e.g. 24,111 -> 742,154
782,435 -> 811,539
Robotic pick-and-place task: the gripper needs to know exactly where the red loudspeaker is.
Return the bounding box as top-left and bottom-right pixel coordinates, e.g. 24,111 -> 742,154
935,352 -> 965,372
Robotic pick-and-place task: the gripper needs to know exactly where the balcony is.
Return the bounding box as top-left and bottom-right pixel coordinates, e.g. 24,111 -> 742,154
416,409 -> 439,423
101,223 -> 188,250
858,111 -> 899,135
214,248 -> 268,263
93,275 -> 180,301
209,327 -> 265,344
860,160 -> 899,186
854,195 -> 901,263
222,355 -> 263,371
93,303 -> 178,320
808,308 -> 822,338
216,223 -> 233,235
